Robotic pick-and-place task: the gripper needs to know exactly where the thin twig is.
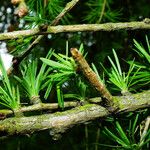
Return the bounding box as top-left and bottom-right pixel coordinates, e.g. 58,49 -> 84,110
11,0 -> 80,68
0,97 -> 101,116
51,0 -> 79,25
70,48 -> 114,106
0,101 -> 78,116
0,18 -> 150,41
97,0 -> 107,23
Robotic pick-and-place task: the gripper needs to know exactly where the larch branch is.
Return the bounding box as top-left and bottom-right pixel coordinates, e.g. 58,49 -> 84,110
0,18 -> 150,41
13,0 -> 80,63
70,48 -> 114,106
0,90 -> 150,137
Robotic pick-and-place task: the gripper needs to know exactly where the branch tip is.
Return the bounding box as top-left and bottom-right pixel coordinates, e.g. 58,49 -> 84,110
70,48 -> 115,108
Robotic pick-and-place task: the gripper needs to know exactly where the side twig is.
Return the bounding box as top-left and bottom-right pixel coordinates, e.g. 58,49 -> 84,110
12,0 -> 80,65
0,97 -> 101,116
51,0 -> 79,25
70,48 -> 114,107
97,0 -> 106,23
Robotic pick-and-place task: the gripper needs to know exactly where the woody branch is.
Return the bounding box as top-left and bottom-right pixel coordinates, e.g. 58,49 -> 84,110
0,19 -> 150,41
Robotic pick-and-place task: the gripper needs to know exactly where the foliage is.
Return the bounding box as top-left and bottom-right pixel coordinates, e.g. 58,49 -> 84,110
0,56 -> 20,110
25,0 -> 71,27
7,36 -> 33,56
84,0 -> 122,23
0,0 -> 150,149
41,45 -> 77,107
40,44 -> 86,107
104,49 -> 140,94
64,78 -> 88,101
104,115 -> 150,150
92,63 -> 104,84
14,50 -> 53,102
131,36 -> 150,86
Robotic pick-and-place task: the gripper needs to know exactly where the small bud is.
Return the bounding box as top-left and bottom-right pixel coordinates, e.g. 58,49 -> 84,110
14,2 -> 28,17
11,0 -> 22,5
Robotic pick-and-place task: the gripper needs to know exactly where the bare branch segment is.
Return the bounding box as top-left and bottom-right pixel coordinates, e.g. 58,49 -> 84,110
70,48 -> 114,107
0,19 -> 150,41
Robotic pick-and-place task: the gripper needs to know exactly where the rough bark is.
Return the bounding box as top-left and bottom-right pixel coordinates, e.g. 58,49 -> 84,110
71,48 -> 113,104
0,90 -> 150,137
0,104 -> 108,137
